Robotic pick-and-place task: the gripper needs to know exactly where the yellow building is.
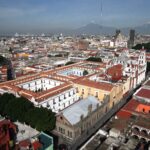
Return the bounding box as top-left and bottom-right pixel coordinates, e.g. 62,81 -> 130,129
74,78 -> 123,109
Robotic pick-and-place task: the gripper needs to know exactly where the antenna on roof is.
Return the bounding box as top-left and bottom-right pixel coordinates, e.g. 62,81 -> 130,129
100,0 -> 103,17
99,0 -> 103,33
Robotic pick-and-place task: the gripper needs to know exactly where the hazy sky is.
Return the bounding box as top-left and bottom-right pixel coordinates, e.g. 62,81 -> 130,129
0,0 -> 150,33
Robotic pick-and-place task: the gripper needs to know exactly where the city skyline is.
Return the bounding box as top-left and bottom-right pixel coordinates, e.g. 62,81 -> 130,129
0,0 -> 150,34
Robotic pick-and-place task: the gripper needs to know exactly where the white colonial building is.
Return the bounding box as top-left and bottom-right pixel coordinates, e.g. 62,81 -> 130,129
113,49 -> 147,88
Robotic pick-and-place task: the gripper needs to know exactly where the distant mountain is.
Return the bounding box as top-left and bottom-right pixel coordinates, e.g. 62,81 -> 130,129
74,23 -> 116,35
134,23 -> 150,34
1,23 -> 150,36
72,23 -> 150,36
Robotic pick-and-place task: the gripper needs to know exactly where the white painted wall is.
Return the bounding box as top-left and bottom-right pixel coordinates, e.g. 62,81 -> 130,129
18,78 -> 63,92
39,88 -> 79,113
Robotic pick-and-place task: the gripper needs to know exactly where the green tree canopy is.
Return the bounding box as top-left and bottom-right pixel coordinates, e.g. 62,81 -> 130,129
83,70 -> 89,76
147,62 -> 150,74
0,55 -> 9,66
133,42 -> 150,52
65,61 -> 75,66
0,93 -> 56,132
86,57 -> 102,62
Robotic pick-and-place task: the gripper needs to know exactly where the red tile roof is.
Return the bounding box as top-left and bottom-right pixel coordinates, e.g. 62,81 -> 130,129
74,79 -> 113,91
32,141 -> 42,150
117,110 -> 132,119
107,64 -> 122,81
121,99 -> 150,118
19,140 -> 30,148
122,99 -> 140,112
135,88 -> 150,99
135,104 -> 150,114
37,85 -> 73,102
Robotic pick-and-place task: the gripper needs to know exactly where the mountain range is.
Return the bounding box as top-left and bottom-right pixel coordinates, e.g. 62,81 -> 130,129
1,23 -> 150,36
57,23 -> 150,36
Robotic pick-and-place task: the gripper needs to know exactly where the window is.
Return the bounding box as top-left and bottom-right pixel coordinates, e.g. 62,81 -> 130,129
62,129 -> 65,134
46,102 -> 49,107
59,97 -> 61,102
53,100 -> 56,105
113,96 -> 116,99
64,94 -> 66,99
59,127 -> 61,132
112,101 -> 115,107
96,92 -> 98,98
143,108 -> 145,113
68,131 -> 72,138
69,92 -> 71,97
105,107 -> 107,113
59,127 -> 65,134
76,88 -> 79,93
70,132 -> 72,138
82,89 -> 84,95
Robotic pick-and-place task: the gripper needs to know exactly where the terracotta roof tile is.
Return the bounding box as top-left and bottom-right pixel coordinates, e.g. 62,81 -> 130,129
117,110 -> 132,119
135,88 -> 150,99
74,79 -> 113,91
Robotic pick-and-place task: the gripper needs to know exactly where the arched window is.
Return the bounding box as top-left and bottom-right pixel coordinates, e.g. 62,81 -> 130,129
132,135 -> 139,140
133,127 -> 140,133
141,130 -> 148,136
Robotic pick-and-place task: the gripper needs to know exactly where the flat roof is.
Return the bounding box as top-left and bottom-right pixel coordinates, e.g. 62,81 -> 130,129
15,122 -> 39,142
62,96 -> 100,125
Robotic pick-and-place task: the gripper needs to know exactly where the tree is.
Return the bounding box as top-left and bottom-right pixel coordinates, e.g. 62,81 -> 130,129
133,42 -> 150,52
25,107 -> 56,131
65,61 -> 75,66
0,93 -> 15,115
0,93 -> 56,132
83,70 -> 88,76
0,55 -> 9,66
86,57 -> 102,62
146,62 -> 150,74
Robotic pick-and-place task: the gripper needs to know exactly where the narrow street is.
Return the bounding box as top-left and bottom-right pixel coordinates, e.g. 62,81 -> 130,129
69,84 -> 141,150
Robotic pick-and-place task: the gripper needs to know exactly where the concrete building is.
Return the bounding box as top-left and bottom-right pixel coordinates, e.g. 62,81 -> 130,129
114,31 -> 128,48
113,49 -> 147,89
128,29 -> 135,48
54,96 -> 109,144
